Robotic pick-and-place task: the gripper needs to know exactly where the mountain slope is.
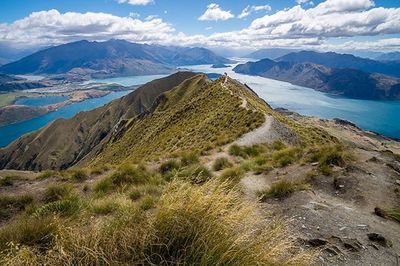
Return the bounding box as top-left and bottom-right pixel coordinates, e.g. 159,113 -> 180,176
0,72 -> 197,170
277,51 -> 400,78
0,40 -> 232,78
233,58 -> 400,100
247,48 -> 300,60
376,52 -> 400,61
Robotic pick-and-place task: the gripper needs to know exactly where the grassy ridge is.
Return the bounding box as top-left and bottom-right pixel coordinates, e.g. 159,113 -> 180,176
92,75 -> 265,165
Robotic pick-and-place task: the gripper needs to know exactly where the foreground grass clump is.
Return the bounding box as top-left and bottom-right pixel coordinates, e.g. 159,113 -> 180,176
0,194 -> 34,221
258,180 -> 310,200
308,144 -> 352,175
213,157 -> 233,171
272,147 -> 302,167
94,164 -> 151,194
0,176 -> 15,187
70,169 -> 88,182
37,170 -> 59,180
219,167 -> 245,184
229,144 -> 263,158
0,180 -> 311,265
43,184 -> 74,203
0,216 -> 58,252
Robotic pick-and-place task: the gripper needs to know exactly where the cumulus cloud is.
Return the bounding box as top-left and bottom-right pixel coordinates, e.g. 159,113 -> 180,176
198,3 -> 234,21
117,0 -> 154,5
0,9 -> 174,46
0,0 -> 399,52
238,5 -> 271,19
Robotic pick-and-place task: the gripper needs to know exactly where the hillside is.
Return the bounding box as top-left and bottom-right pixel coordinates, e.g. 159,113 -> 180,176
277,51 -> 400,78
233,58 -> 400,100
0,72 -> 399,265
0,40 -> 232,78
377,52 -> 400,61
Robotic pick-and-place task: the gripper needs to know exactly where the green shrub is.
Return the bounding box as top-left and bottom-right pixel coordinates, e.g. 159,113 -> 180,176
0,216 -> 58,252
43,184 -> 74,203
212,157 -> 233,171
180,152 -> 200,166
0,194 -> 34,221
91,199 -> 118,215
180,165 -> 212,184
384,208 -> 400,223
94,177 -> 113,194
140,196 -> 156,211
229,144 -> 262,158
34,197 -> 81,217
129,188 -> 142,201
110,165 -> 149,186
272,147 -> 302,167
258,180 -> 310,200
70,169 -> 88,182
219,167 -> 244,184
159,159 -> 180,174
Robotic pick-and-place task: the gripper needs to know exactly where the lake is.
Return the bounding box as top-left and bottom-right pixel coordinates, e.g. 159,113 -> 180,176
0,91 -> 131,147
182,63 -> 400,140
15,95 -> 69,106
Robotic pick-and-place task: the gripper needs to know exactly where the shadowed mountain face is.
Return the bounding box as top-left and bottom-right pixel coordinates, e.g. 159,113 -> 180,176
0,72 -> 197,170
277,51 -> 400,78
376,52 -> 400,62
0,40 -> 232,78
233,58 -> 400,100
247,48 -> 300,60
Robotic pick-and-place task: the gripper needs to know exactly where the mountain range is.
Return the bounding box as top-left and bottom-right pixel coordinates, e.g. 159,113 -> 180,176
233,58 -> 400,100
247,48 -> 301,60
0,40 -> 233,78
276,51 -> 400,78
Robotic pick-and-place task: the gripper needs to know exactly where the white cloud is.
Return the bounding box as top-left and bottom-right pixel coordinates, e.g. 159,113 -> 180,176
198,3 -> 234,21
117,0 -> 154,5
0,0 -> 399,52
238,5 -> 271,19
129,12 -> 140,18
0,9 -> 174,46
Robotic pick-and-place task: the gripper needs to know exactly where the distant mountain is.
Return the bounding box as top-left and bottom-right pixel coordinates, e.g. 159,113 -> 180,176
233,58 -> 400,100
277,51 -> 400,78
0,40 -> 232,78
376,52 -> 400,62
247,48 -> 301,60
0,74 -> 47,92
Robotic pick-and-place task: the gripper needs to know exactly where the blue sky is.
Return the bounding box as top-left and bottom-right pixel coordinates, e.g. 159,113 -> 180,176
0,0 -> 400,52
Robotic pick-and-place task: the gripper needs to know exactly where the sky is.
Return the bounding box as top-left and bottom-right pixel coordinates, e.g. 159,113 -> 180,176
0,0 -> 400,52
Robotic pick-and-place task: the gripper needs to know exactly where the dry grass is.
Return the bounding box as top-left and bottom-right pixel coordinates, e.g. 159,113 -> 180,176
0,180 -> 312,265
258,180 -> 311,200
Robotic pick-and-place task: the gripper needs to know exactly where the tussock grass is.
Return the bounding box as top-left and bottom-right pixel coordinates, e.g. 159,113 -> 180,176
180,151 -> 200,166
258,180 -> 310,200
70,169 -> 88,182
0,216 -> 58,252
33,196 -> 82,218
219,167 -> 245,184
0,194 -> 34,221
0,180 -> 312,265
37,170 -> 59,180
159,159 -> 180,174
385,208 -> 400,223
272,147 -> 302,167
229,144 -> 263,158
43,184 -> 74,203
307,144 -> 353,175
213,157 -> 233,171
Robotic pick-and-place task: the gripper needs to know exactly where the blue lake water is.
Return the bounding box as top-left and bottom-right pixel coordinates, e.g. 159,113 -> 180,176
183,63 -> 400,140
15,95 -> 69,106
0,91 -> 131,147
87,74 -> 168,87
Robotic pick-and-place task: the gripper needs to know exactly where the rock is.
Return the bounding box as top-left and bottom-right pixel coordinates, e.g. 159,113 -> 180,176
343,239 -> 363,252
357,224 -> 368,230
324,245 -> 342,256
308,238 -> 328,247
367,233 -> 391,247
339,226 -> 347,231
396,179 -> 400,186
374,207 -> 387,218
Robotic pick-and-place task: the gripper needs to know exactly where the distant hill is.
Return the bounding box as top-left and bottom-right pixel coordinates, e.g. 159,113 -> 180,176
0,40 -> 232,78
233,58 -> 400,100
376,52 -> 400,62
0,74 -> 47,92
247,48 -> 300,60
277,51 -> 400,78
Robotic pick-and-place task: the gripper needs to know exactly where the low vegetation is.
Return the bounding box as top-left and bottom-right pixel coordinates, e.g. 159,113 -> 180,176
0,194 -> 34,221
213,157 -> 233,171
258,180 -> 310,200
0,179 -> 311,265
